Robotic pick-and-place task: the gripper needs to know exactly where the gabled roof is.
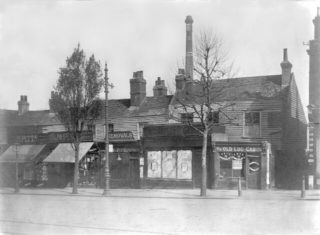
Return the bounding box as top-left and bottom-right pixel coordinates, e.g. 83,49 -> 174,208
171,75 -> 282,105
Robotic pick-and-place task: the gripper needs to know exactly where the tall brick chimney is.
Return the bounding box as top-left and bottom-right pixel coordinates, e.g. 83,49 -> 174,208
18,95 -> 29,115
280,48 -> 292,88
185,15 -> 194,80
153,77 -> 167,97
130,71 -> 146,106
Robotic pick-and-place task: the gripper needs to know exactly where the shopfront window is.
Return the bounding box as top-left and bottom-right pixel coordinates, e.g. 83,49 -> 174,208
219,152 -> 245,178
147,150 -> 192,180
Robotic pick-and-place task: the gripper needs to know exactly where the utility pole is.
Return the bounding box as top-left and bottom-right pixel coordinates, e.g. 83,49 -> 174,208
103,62 -> 113,196
14,143 -> 19,193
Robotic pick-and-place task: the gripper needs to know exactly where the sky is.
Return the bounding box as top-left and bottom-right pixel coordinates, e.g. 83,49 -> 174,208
0,0 -> 319,113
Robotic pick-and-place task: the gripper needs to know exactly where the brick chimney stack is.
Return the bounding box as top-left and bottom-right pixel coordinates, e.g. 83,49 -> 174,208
153,77 -> 167,97
185,15 -> 194,80
130,71 -> 146,106
49,91 -> 56,113
280,48 -> 292,88
18,95 -> 29,115
175,68 -> 186,91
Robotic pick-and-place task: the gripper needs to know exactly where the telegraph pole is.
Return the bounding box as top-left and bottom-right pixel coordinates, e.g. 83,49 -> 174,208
103,62 -> 113,196
14,143 -> 19,193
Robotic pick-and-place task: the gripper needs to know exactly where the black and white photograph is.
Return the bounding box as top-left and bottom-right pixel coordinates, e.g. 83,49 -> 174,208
0,0 -> 319,234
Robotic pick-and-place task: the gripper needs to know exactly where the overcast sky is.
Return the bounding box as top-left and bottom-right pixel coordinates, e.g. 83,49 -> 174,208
0,0 -> 319,112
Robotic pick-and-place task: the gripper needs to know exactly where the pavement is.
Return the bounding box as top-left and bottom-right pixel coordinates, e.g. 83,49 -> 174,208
0,187 -> 320,200
0,187 -> 320,235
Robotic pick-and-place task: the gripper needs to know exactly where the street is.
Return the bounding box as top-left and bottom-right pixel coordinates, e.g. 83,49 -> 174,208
0,189 -> 319,235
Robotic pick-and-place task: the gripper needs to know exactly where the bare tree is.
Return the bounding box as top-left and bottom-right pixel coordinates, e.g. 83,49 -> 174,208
50,44 -> 103,194
173,31 -> 236,196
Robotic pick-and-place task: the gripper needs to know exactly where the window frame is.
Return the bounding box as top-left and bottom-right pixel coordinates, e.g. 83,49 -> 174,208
147,150 -> 192,180
180,113 -> 194,124
243,111 -> 261,138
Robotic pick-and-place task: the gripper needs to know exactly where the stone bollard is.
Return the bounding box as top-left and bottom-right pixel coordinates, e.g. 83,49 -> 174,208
301,176 -> 306,198
238,177 -> 242,197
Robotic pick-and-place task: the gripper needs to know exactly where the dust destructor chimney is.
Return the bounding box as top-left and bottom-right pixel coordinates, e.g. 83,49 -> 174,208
185,15 -> 194,80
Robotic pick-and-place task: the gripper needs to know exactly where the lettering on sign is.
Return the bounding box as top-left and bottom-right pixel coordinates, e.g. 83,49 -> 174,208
16,135 -> 38,144
216,146 -> 262,152
109,132 -> 134,140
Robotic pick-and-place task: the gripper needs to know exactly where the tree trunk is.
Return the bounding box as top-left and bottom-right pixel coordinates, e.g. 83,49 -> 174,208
72,141 -> 80,194
200,129 -> 208,197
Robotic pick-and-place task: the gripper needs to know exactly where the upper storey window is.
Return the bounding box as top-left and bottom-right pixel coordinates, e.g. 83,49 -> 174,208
243,112 -> 260,137
180,113 -> 194,124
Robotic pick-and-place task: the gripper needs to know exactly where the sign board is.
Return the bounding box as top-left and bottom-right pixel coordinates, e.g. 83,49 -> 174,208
16,131 -> 93,144
232,159 -> 242,170
216,146 -> 262,153
94,131 -> 135,142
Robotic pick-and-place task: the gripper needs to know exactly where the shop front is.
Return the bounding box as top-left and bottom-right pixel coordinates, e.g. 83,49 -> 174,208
214,142 -> 272,189
0,144 -> 46,187
142,123 -> 225,188
6,131 -> 141,188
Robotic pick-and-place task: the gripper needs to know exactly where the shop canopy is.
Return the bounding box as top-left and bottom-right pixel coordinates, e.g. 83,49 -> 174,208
0,145 -> 45,163
43,142 -> 94,163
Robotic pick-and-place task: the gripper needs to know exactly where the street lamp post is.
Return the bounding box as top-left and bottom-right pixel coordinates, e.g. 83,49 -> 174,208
14,143 -> 20,193
103,62 -> 113,196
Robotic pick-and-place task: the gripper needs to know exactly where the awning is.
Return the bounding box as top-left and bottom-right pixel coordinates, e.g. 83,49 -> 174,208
0,145 -> 46,163
43,142 -> 94,163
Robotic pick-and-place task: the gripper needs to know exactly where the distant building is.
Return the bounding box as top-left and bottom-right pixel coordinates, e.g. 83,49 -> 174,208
307,8 -> 320,189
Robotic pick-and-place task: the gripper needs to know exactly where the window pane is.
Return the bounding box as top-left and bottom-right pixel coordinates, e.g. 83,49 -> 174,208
208,111 -> 219,123
220,159 -> 232,178
244,112 -> 260,137
147,151 -> 161,178
177,150 -> 192,179
162,151 -> 177,178
181,113 -> 193,124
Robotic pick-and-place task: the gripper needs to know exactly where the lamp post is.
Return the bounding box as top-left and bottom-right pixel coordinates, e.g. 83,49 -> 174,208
103,62 -> 113,196
14,143 -> 20,193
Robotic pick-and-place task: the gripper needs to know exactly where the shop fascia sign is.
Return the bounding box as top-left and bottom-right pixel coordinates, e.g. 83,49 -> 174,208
94,131 -> 135,142
15,131 -> 93,144
216,146 -> 262,152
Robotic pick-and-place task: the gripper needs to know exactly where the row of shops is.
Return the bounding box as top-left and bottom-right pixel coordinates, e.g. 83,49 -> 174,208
0,124 -> 273,190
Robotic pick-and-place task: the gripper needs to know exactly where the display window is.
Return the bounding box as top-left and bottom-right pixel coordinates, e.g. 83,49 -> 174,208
147,150 -> 192,180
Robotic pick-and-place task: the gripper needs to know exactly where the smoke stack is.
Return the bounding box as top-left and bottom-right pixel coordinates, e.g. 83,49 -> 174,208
18,95 -> 29,115
185,15 -> 194,80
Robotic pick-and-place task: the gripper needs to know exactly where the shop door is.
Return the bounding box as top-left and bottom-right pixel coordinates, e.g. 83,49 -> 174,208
247,155 -> 261,189
129,158 -> 139,188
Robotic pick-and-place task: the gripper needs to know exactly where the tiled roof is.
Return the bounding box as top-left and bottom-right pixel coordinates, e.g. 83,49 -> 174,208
171,75 -> 282,105
130,95 -> 173,116
4,95 -> 173,126
0,109 -> 18,127
6,110 -> 61,126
